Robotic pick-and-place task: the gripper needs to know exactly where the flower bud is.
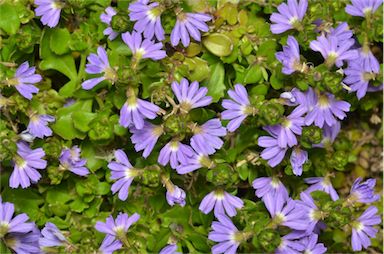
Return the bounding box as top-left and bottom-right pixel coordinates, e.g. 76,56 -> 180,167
301,126 -> 323,148
258,101 -> 285,125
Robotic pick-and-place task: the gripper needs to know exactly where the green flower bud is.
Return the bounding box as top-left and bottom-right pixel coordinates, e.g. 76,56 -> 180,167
141,169 -> 160,187
301,126 -> 323,148
258,229 -> 281,253
329,151 -> 348,171
258,101 -> 285,126
164,114 -> 188,136
111,14 -> 133,33
42,137 -> 63,159
206,163 -> 238,185
0,122 -> 17,161
47,165 -> 64,185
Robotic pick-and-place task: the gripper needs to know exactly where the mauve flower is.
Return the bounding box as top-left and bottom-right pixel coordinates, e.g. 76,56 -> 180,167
171,78 -> 212,113
165,184 -> 186,207
290,147 -> 308,176
100,7 -> 119,40
129,0 -> 164,41
176,151 -> 214,174
95,212 -> 140,240
122,31 -> 166,61
199,190 -> 244,218
59,146 -> 89,176
252,177 -> 289,201
0,197 -> 35,237
39,222 -> 67,248
329,22 -> 354,43
304,176 -> 339,201
275,112 -> 305,148
35,0 -> 62,28
270,0 -> 308,34
304,92 -> 350,128
258,126 -> 288,167
99,235 -> 123,254
119,96 -> 160,130
190,119 -> 226,155
108,149 -> 139,201
158,141 -> 194,169
344,49 -> 381,99
348,178 -> 380,204
160,244 -> 180,254
283,87 -> 317,116
296,192 -> 321,233
263,195 -> 307,230
221,84 -> 253,132
129,122 -> 163,158
275,234 -> 304,254
208,213 -> 240,254
27,114 -> 55,139
276,36 -> 303,75
300,234 -> 327,254
5,226 -> 41,254
345,0 -> 383,17
310,35 -> 358,67
8,61 -> 42,100
171,12 -> 211,47
10,142 -> 47,189
351,206 -> 381,251
82,47 -> 117,90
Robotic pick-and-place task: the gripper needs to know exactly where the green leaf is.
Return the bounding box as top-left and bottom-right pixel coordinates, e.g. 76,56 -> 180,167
270,71 -> 284,90
203,33 -> 233,57
0,3 -> 20,35
204,62 -> 226,102
51,114 -> 86,140
50,28 -> 71,55
81,141 -> 105,171
69,199 -> 89,213
46,184 -> 74,204
244,65 -> 262,84
73,112 -> 97,132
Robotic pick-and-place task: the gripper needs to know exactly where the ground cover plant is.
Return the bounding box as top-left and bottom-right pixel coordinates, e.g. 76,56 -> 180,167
0,0 -> 383,253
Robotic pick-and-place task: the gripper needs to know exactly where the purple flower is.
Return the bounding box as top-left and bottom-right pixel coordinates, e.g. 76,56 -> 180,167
304,92 -> 350,128
290,147 -> 308,176
119,97 -> 160,130
270,0 -> 308,34
190,119 -> 226,155
348,178 -> 380,204
296,192 -> 321,233
176,151 -> 214,174
27,114 -> 55,139
221,84 -> 252,132
263,195 -> 307,230
82,47 -> 117,90
160,244 -> 180,254
276,36 -> 303,75
346,0 -> 383,17
0,197 -> 35,237
344,49 -> 381,99
108,149 -> 139,201
299,234 -> 327,254
304,176 -> 339,201
59,146 -> 89,176
283,87 -> 318,116
199,190 -> 244,218
275,112 -> 305,148
171,78 -> 212,113
5,227 -> 41,254
39,222 -> 67,248
329,22 -> 354,43
100,7 -> 119,40
129,0 -> 164,41
8,61 -> 42,100
165,184 -> 186,207
310,35 -> 358,67
99,235 -> 123,254
10,142 -> 47,188
171,13 -> 211,47
95,213 -> 140,240
158,141 -> 194,169
252,177 -> 289,201
208,214 -> 240,254
257,126 -> 288,167
129,122 -> 163,158
34,0 -> 62,28
122,31 -> 166,61
351,206 -> 381,251
275,234 -> 304,254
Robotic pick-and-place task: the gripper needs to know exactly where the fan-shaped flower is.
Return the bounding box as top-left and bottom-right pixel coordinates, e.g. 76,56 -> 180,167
199,190 -> 244,218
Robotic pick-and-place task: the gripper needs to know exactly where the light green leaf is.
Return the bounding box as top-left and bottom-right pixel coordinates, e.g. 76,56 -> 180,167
0,3 -> 20,35
50,28 -> 71,55
205,62 -> 226,102
203,33 -> 233,57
